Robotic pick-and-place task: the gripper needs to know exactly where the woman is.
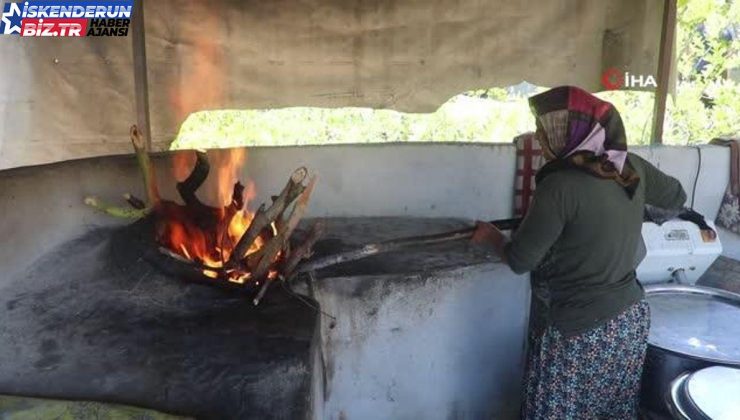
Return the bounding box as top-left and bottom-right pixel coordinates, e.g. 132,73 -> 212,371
472,86 -> 686,419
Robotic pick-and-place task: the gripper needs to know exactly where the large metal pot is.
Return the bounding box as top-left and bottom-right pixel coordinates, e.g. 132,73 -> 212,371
641,284 -> 740,416
667,366 -> 740,419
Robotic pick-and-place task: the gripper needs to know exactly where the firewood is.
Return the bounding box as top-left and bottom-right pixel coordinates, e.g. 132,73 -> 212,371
129,125 -> 159,206
282,221 -> 326,278
252,222 -> 326,306
226,167 -> 308,268
158,246 -> 195,265
251,274 -> 277,306
252,220 -> 325,305
230,182 -> 245,211
252,176 -> 317,305
218,181 -> 247,262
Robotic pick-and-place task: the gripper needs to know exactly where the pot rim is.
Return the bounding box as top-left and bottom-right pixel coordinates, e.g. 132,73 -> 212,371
644,284 -> 740,302
644,284 -> 740,367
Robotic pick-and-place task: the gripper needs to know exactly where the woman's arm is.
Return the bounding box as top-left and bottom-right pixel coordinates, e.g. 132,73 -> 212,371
632,154 -> 687,209
471,221 -> 509,264
473,178 -> 567,274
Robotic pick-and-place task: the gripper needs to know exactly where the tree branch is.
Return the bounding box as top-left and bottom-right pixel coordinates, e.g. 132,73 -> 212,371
129,125 -> 159,206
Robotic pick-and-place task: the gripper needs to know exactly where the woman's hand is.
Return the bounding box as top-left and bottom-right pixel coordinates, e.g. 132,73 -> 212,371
471,221 -> 509,261
471,221 -> 498,245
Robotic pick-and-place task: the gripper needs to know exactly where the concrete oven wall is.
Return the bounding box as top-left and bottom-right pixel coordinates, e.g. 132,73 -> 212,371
0,143 -> 736,419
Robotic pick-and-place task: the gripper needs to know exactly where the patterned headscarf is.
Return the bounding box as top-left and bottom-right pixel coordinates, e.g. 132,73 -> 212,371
529,86 -> 640,197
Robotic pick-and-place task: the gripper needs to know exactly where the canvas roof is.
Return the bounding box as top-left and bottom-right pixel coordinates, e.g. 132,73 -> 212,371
0,0 -> 665,169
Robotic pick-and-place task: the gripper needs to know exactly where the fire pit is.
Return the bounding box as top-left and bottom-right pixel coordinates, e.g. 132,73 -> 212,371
85,126 -> 324,305
0,126 -> 331,418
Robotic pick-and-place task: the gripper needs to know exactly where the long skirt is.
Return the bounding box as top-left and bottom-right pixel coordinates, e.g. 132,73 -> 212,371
522,300 -> 650,420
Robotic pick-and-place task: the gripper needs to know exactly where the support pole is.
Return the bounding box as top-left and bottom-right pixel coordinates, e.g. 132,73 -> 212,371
132,0 -> 152,149
650,0 -> 677,144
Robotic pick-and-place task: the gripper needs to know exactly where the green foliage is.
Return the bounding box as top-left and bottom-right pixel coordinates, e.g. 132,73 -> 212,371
171,96 -> 537,149
664,0 -> 740,144
464,87 -> 510,101
596,90 -> 655,145
172,0 -> 739,150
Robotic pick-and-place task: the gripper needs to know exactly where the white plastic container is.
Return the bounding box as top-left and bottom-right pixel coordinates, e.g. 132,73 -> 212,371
636,220 -> 723,285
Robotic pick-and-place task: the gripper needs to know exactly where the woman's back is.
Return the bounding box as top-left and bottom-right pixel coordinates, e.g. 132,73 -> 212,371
503,86 -> 682,419
506,152 -> 686,336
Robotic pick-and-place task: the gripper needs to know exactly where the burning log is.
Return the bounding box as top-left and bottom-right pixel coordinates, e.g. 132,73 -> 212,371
252,177 -> 317,305
282,221 -> 326,278
226,167 -> 308,269
252,220 -> 325,306
254,176 -> 316,278
230,182 -> 245,211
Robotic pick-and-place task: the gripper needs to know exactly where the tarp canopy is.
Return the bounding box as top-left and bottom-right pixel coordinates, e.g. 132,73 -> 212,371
0,0 -> 664,169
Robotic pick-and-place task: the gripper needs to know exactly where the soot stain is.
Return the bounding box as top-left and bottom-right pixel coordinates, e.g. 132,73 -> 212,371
35,339 -> 62,370
34,353 -> 62,370
5,299 -> 19,311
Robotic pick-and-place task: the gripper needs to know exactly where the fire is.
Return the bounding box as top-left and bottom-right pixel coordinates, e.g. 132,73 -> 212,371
156,149 -> 265,281
212,149 -> 247,206
159,2 -> 254,280
168,2 -> 224,124
161,4 -> 250,280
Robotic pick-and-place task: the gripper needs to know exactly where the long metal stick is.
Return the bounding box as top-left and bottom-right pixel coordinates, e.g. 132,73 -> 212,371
293,217 -> 520,275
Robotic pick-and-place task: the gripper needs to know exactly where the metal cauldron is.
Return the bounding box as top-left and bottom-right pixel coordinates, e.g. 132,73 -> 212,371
667,366 -> 740,419
641,284 -> 740,416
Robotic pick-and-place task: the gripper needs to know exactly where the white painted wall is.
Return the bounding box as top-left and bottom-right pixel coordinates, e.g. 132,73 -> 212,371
632,145 -> 729,221
313,264 -> 529,420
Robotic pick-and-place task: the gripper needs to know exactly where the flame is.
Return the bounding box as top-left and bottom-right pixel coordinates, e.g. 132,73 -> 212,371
213,149 -> 247,206
169,2 -> 225,123
161,4 -> 275,283
156,149 -> 270,280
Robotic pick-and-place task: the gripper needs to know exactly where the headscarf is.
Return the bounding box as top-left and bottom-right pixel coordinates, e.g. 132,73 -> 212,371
529,86 -> 640,198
